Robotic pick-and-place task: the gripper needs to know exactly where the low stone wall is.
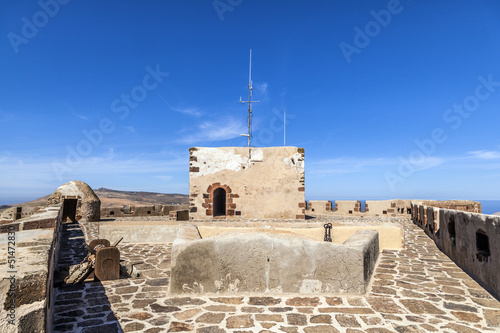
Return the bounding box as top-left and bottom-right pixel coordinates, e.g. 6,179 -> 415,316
0,206 -> 62,332
0,206 -> 39,221
420,200 -> 481,213
98,221 -> 180,243
412,202 -> 500,299
101,204 -> 188,218
170,229 -> 379,295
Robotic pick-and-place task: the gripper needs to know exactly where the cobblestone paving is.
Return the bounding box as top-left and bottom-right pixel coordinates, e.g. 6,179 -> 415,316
52,217 -> 500,332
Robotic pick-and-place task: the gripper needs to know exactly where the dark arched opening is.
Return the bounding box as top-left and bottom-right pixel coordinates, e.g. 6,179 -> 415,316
476,230 -> 490,262
448,216 -> 456,243
213,188 -> 226,217
62,199 -> 78,222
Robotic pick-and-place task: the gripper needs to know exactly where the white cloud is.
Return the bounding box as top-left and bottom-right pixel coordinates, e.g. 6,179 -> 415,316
68,106 -> 89,121
154,91 -> 202,117
467,150 -> 500,160
174,107 -> 202,117
177,116 -> 247,145
254,82 -> 268,99
410,156 -> 444,171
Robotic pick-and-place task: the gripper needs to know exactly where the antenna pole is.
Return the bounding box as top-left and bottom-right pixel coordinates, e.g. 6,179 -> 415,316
239,49 -> 259,147
248,49 -> 252,148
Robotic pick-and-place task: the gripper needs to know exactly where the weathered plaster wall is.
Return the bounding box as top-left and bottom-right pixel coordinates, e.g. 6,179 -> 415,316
308,200 -> 332,214
412,202 -> 500,299
189,147 -> 305,220
170,230 -> 379,295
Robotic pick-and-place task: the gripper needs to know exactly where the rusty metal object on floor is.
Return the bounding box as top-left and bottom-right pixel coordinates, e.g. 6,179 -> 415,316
64,237 -> 124,284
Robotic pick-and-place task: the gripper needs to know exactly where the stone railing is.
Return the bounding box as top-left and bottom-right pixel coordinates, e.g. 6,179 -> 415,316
411,202 -> 500,299
0,205 -> 63,332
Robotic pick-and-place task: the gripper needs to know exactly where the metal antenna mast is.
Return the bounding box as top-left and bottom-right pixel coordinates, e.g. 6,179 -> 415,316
239,49 -> 259,147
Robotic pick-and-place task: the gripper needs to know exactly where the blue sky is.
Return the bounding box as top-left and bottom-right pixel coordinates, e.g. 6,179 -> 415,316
1,0 -> 500,205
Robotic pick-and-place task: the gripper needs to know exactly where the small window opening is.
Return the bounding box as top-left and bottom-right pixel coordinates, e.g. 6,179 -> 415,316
448,216 -> 456,244
110,211 -> 115,216
476,231 -> 490,262
407,208 -> 411,214
147,211 -> 151,214
428,221 -> 434,234
349,210 -> 353,214
383,210 -> 387,215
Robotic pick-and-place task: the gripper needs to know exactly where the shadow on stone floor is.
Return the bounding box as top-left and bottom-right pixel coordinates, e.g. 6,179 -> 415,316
52,221 -> 122,332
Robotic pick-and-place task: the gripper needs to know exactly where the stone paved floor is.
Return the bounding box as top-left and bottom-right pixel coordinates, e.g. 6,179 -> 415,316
52,217 -> 500,332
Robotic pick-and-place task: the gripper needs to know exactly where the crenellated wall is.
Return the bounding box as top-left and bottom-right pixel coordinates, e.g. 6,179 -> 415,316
306,199 -> 480,218
412,201 -> 500,299
335,200 -> 361,214
308,200 -> 332,214
100,204 -> 188,218
365,199 -> 412,216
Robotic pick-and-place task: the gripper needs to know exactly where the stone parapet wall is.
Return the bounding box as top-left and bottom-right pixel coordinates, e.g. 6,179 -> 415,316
412,202 -> 500,299
307,199 -> 479,218
0,206 -> 39,221
0,206 -> 63,332
101,204 -> 188,218
419,200 -> 481,213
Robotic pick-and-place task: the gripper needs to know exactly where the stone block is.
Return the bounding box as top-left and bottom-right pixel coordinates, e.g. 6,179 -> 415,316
170,230 -> 379,295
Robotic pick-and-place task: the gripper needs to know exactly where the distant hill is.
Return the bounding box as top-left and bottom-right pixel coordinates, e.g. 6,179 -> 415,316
94,188 -> 188,208
0,188 -> 189,211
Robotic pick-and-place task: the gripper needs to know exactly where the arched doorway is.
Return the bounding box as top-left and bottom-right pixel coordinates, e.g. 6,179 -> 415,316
213,188 -> 226,216
62,198 -> 78,222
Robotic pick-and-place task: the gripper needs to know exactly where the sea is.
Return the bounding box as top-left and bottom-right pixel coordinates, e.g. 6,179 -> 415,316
475,200 -> 500,215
